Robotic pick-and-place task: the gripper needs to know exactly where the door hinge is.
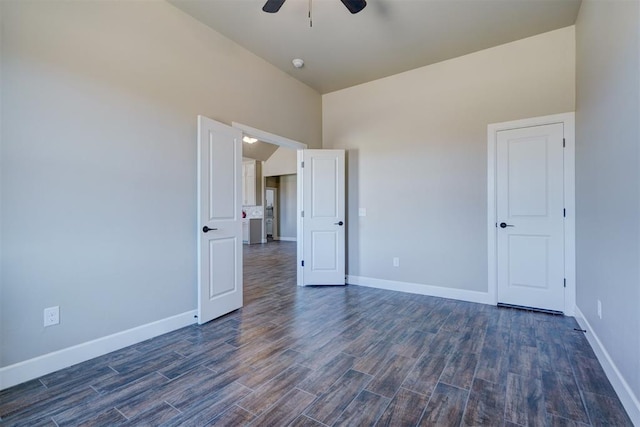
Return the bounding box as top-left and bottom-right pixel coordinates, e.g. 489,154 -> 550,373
301,260 -> 304,267
563,138 -> 566,148
564,278 -> 566,288
563,208 -> 566,217
301,161 -> 304,168
301,210 -> 304,218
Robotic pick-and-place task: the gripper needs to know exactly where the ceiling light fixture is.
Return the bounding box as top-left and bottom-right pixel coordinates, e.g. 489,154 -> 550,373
243,136 -> 258,144
292,58 -> 304,69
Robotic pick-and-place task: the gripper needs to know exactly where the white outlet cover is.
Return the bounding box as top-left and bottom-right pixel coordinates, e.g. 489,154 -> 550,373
358,208 -> 366,217
44,306 -> 60,327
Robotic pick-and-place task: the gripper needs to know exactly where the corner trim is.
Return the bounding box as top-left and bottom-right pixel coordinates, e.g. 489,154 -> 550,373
347,275 -> 493,305
574,307 -> 640,425
0,310 -> 197,391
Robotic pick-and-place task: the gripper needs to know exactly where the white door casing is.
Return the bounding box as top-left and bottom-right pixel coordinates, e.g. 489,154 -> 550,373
197,116 -> 243,324
496,123 -> 565,312
301,149 -> 346,285
488,112 -> 576,315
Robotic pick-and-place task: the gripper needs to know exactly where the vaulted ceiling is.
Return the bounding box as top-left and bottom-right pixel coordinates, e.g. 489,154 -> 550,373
169,0 -> 581,94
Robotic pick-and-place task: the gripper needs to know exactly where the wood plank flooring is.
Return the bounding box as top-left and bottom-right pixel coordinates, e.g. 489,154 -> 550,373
0,241 -> 632,426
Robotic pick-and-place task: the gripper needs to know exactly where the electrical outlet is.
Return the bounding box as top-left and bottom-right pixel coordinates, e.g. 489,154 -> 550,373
358,208 -> 367,217
393,257 -> 400,267
597,300 -> 602,319
44,306 -> 59,327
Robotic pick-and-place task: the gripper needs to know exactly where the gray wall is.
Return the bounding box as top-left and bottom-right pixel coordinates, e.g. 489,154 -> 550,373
323,27 -> 575,292
0,0 -> 321,367
575,0 -> 640,403
278,174 -> 297,240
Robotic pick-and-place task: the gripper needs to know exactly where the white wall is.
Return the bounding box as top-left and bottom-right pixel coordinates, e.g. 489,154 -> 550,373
0,0 -> 321,367
263,147 -> 298,177
278,175 -> 297,240
575,0 -> 640,415
323,27 -> 575,295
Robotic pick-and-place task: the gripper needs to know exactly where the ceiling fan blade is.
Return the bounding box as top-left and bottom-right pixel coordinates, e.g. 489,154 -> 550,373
262,0 -> 286,13
340,0 -> 367,14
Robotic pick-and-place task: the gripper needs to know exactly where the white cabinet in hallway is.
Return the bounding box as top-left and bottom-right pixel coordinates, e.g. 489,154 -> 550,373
242,220 -> 249,243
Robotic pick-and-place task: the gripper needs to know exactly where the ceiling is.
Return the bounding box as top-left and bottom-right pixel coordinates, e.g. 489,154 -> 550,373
242,140 -> 280,161
169,0 -> 581,94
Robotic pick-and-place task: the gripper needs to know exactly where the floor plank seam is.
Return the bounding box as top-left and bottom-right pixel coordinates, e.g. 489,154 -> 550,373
458,378 -> 473,427
163,400 -> 182,414
114,406 -> 129,420
235,400 -> 257,416
416,388 -> 434,426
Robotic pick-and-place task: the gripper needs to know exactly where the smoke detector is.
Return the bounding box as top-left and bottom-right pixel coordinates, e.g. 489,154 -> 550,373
292,58 -> 304,69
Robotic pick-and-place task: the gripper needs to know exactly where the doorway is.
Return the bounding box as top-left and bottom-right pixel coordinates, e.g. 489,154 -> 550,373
232,122 -> 307,286
487,112 -> 576,315
197,118 -> 345,324
265,187 -> 278,241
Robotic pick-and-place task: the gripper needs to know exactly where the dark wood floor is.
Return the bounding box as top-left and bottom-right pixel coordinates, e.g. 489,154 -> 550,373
0,241 -> 632,426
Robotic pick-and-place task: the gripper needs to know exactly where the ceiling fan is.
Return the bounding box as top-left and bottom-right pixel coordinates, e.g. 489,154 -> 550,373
262,0 -> 367,14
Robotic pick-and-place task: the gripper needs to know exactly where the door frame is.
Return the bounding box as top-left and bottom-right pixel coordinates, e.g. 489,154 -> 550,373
231,122 -> 307,287
487,112 -> 576,315
298,149 -> 346,286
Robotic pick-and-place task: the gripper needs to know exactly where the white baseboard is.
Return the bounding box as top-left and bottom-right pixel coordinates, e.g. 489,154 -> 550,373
277,237 -> 297,242
575,307 -> 640,425
347,275 -> 493,305
0,310 -> 197,391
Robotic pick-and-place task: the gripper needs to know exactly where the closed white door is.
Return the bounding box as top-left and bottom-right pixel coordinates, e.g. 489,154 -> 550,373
197,116 -> 243,324
496,123 -> 565,312
302,149 -> 345,285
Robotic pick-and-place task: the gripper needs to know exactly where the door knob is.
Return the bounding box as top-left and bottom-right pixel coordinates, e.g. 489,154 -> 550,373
202,226 -> 218,233
334,221 -> 344,226
499,222 -> 514,228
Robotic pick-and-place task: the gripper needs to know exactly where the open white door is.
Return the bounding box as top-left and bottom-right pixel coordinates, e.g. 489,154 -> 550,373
301,149 -> 346,285
496,123 -> 565,312
197,116 -> 243,324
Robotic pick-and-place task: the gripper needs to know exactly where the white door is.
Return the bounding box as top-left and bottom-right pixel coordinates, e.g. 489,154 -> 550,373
496,123 -> 565,312
197,116 -> 243,324
301,149 -> 346,285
